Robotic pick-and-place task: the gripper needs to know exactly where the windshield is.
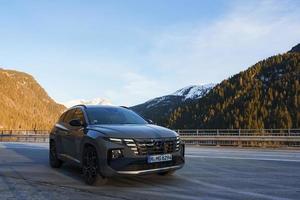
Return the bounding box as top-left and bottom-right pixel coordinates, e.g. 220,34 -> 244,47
86,107 -> 148,125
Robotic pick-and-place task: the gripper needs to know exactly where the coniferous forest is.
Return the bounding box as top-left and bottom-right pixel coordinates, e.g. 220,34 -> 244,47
0,69 -> 65,130
168,44 -> 300,129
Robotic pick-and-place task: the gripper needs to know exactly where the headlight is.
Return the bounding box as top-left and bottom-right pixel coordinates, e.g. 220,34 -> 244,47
109,138 -> 123,144
176,136 -> 180,151
108,138 -> 138,155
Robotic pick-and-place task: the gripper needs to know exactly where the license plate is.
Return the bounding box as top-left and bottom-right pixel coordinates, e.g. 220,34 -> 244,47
147,154 -> 172,163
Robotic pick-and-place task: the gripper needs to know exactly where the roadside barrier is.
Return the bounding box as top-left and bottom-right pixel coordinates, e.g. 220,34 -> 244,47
1,129 -> 299,147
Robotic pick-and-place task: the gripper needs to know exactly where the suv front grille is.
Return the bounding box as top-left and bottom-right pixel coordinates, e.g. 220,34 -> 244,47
132,138 -> 180,155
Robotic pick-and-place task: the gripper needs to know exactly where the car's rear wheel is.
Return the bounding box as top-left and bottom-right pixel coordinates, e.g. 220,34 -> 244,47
158,170 -> 176,176
49,141 -> 62,168
82,146 -> 107,185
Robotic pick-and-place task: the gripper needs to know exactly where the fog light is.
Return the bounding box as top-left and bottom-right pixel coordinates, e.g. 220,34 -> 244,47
111,149 -> 123,159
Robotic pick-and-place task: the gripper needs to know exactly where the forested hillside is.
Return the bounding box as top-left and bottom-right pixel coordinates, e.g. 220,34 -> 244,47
168,44 -> 300,129
0,69 -> 65,130
131,84 -> 214,125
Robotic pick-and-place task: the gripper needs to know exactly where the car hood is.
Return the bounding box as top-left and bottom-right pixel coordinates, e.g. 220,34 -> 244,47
87,124 -> 178,139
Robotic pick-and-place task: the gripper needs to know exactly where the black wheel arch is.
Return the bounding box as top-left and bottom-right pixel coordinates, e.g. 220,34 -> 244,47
80,138 -> 103,169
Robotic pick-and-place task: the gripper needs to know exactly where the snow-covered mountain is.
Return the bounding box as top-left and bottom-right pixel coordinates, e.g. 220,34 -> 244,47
63,98 -> 112,108
172,84 -> 215,100
131,84 -> 215,125
141,84 -> 215,109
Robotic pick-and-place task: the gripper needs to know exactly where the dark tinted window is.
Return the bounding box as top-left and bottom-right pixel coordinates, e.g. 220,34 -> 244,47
63,109 -> 76,123
86,107 -> 147,125
58,112 -> 67,123
74,108 -> 86,124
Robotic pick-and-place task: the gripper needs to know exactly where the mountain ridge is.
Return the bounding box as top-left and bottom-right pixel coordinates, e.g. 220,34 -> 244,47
288,43 -> 300,53
0,68 -> 65,130
168,44 -> 300,129
131,84 -> 215,125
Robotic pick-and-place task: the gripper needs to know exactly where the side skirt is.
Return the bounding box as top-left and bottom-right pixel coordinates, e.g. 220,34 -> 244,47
59,154 -> 81,164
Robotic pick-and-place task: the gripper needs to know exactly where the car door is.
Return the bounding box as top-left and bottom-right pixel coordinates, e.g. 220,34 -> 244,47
71,108 -> 87,161
54,111 -> 68,155
60,108 -> 76,158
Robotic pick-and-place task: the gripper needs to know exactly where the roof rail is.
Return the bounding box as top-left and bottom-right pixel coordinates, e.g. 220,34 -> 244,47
72,104 -> 87,109
120,106 -> 130,109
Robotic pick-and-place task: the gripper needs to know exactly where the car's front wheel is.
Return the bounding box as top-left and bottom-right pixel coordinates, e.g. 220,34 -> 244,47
49,140 -> 62,168
82,146 -> 107,185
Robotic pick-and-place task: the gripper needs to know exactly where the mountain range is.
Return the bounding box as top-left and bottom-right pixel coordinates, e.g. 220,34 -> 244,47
131,84 -> 215,125
167,44 -> 300,129
1,43 -> 299,130
133,44 -> 299,129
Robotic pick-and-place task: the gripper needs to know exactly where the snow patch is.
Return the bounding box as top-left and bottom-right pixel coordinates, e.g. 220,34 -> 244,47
62,98 -> 112,108
140,83 -> 215,109
145,96 -> 167,108
172,83 -> 215,100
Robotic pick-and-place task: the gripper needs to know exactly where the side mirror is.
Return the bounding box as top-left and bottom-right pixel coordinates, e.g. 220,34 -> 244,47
69,119 -> 83,127
147,119 -> 154,124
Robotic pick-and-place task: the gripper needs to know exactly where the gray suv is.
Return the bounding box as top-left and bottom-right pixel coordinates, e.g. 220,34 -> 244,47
49,105 -> 185,185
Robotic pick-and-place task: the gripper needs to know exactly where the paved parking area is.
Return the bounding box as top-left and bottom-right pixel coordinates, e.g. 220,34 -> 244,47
0,143 -> 299,200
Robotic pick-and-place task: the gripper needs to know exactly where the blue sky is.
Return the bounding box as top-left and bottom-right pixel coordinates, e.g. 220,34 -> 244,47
0,0 -> 300,106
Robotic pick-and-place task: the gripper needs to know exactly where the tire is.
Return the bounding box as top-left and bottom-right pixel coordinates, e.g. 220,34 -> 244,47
158,170 -> 176,176
49,141 -> 62,168
82,146 -> 107,186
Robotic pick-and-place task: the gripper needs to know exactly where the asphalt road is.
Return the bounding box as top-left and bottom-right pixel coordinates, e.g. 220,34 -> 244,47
0,143 -> 299,200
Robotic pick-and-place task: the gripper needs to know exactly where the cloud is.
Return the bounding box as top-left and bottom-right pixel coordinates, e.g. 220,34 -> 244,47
146,0 -> 300,86
121,72 -> 164,97
58,0 -> 300,107
104,72 -> 170,106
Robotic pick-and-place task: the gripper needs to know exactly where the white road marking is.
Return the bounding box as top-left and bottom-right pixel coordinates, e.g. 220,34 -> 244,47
0,142 -> 48,149
186,154 -> 300,162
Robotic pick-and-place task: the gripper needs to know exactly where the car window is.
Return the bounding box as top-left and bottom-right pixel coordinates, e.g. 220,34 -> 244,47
58,112 -> 67,123
63,109 -> 76,124
74,108 -> 86,124
86,107 -> 147,125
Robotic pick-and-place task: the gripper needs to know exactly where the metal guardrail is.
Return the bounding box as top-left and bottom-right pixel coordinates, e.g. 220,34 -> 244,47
176,129 -> 300,147
0,130 -> 49,143
176,129 -> 300,136
0,129 -> 300,147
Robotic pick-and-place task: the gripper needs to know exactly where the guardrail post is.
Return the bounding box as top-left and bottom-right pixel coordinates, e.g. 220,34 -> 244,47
216,129 -> 219,147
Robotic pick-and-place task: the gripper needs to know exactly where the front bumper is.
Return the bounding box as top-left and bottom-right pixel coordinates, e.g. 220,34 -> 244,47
116,164 -> 184,175
97,138 -> 185,177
